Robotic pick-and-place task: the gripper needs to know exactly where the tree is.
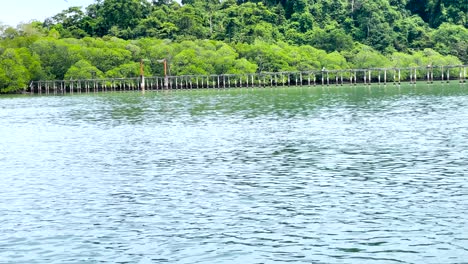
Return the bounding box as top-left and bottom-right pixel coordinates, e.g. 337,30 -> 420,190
0,49 -> 30,93
95,0 -> 151,37
431,23 -> 468,63
304,26 -> 353,52
30,38 -> 82,79
345,44 -> 391,68
173,5 -> 208,39
64,59 -> 104,80
44,7 -> 88,38
16,48 -> 46,80
106,62 -> 143,78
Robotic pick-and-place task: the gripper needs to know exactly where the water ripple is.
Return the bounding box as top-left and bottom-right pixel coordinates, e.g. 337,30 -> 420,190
0,85 -> 467,263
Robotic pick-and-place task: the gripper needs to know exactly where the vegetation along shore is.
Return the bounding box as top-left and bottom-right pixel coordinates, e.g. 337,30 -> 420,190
0,0 -> 466,93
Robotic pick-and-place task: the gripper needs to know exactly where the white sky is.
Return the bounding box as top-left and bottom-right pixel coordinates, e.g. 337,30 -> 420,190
0,0 -> 183,27
0,0 -> 98,27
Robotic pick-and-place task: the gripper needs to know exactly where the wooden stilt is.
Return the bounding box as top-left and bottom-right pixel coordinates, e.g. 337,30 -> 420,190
431,66 -> 434,83
441,66 -> 444,82
398,69 -> 401,84
459,67 -> 463,83
384,69 -> 387,85
427,67 -> 430,84
369,70 -> 372,85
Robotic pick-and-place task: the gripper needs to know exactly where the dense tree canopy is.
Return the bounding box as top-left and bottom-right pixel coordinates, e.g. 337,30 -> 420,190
0,0 -> 466,92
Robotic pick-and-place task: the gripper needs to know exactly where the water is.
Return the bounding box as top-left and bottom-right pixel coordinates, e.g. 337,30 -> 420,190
1,84 -> 467,264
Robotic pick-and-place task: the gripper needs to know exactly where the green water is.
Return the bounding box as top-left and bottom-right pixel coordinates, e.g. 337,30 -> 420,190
1,84 -> 467,263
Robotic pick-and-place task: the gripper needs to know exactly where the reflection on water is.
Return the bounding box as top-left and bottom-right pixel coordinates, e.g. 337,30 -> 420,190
1,84 -> 467,263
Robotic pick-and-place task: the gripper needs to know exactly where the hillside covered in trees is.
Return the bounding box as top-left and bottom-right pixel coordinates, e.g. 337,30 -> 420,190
0,0 -> 467,92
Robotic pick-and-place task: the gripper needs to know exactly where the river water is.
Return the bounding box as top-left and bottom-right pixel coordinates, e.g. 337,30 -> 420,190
1,84 -> 467,263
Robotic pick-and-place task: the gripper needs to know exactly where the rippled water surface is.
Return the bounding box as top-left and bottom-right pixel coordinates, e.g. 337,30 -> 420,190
1,84 -> 467,263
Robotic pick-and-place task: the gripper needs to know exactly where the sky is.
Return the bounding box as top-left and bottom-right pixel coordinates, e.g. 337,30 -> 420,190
0,0 -> 97,27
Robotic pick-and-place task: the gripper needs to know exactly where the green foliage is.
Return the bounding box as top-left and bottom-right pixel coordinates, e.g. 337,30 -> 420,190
106,62 -> 143,78
29,38 -> 84,79
14,0 -> 464,59
304,27 -> 354,52
16,48 -> 46,80
0,0 -> 466,93
345,45 -> 392,68
407,0 -> 467,27
431,23 -> 468,63
64,60 -> 104,80
0,48 -> 30,92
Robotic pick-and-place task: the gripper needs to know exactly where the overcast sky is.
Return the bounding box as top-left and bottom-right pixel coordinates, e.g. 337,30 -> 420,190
1,0 -> 185,27
0,0 -> 96,27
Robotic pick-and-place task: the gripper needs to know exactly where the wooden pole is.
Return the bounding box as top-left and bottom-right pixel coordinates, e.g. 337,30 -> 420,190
441,66 -> 444,82
398,69 -> 401,84
464,66 -> 467,83
427,66 -> 431,83
431,66 -> 434,83
369,70 -> 372,85
460,66 -> 463,83
384,69 -> 387,85
163,59 -> 168,89
140,59 -> 145,94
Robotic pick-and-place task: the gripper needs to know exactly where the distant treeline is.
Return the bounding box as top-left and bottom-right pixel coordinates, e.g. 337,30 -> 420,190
0,0 -> 466,93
